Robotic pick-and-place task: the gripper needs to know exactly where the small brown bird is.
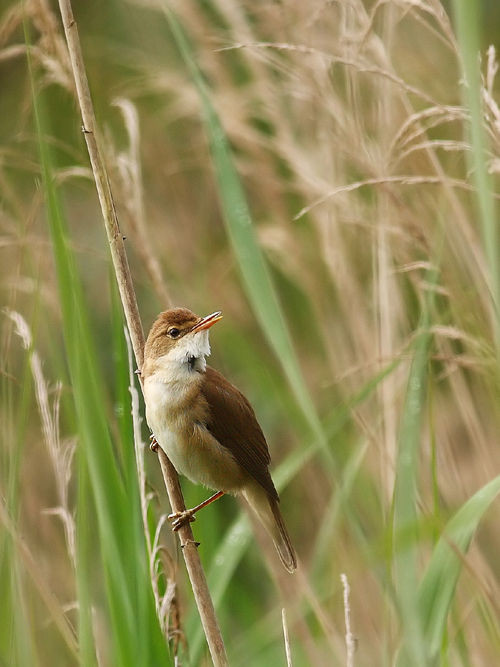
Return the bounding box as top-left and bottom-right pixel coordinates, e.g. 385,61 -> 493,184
142,307 -> 297,573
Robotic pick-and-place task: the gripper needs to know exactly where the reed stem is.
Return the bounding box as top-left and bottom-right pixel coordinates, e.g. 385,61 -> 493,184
56,2 -> 228,664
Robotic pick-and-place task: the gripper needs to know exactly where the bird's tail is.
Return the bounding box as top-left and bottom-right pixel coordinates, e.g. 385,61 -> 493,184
268,496 -> 297,573
242,484 -> 297,573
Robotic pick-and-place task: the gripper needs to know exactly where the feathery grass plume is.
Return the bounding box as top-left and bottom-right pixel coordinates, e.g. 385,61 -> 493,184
7,310 -> 76,563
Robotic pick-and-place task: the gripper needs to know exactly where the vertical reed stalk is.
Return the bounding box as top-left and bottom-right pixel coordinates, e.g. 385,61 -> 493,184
55,1 -> 228,664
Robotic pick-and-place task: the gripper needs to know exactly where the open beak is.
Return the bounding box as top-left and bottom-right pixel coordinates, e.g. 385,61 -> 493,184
191,311 -> 223,333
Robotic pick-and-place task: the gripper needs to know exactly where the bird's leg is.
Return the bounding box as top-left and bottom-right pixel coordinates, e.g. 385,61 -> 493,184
149,433 -> 224,529
168,491 -> 225,531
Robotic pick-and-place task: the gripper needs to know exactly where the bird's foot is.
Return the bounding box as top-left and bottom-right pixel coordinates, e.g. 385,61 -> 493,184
149,434 -> 159,452
168,510 -> 197,531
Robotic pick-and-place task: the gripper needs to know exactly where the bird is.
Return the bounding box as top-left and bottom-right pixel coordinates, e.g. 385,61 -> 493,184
142,307 -> 297,573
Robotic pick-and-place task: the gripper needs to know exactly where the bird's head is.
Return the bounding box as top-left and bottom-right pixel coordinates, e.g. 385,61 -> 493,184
143,307 -> 223,377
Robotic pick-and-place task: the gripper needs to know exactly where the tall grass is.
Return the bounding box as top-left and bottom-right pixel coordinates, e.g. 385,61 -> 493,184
453,0 -> 499,342
1,0 -> 500,664
12,19 -> 171,666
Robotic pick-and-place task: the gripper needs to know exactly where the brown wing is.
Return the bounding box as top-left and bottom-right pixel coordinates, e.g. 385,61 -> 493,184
201,366 -> 278,500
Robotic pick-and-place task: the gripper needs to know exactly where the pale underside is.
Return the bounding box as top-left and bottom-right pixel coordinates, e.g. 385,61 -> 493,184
144,329 -> 250,492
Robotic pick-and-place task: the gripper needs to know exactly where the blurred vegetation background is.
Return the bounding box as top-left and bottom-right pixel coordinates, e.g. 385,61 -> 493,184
1,0 -> 500,665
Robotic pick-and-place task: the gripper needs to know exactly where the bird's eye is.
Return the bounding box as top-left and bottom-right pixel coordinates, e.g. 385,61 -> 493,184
168,327 -> 180,338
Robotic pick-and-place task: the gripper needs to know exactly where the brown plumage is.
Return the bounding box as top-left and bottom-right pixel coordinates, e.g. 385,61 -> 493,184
142,307 -> 297,573
201,367 -> 278,500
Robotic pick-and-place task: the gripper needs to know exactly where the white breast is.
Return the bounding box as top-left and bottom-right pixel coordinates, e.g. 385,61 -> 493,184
144,331 -> 210,478
143,327 -> 223,484
144,377 -> 189,474
144,369 -> 247,492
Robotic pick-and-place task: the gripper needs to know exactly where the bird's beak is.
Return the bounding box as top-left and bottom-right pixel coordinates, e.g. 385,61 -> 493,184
191,311 -> 223,333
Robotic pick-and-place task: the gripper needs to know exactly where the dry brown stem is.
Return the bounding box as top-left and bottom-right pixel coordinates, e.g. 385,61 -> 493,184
55,1 -> 228,664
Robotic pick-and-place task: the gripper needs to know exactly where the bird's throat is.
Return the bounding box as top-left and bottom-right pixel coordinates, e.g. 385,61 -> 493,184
145,330 -> 210,384
188,354 -> 205,372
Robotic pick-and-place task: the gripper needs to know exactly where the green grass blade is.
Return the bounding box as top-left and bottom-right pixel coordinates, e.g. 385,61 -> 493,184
163,6 -> 328,452
393,331 -> 430,665
453,1 -> 499,343
27,31 -> 171,667
393,268 -> 439,666
311,438 -> 369,576
31,87 -> 134,667
419,475 -> 500,660
0,520 -> 38,667
75,454 -> 98,667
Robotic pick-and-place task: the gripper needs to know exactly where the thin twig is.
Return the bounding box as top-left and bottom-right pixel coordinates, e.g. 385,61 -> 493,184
341,573 -> 355,667
215,41 -> 438,106
293,175 -> 492,221
55,1 -> 228,664
281,608 -> 293,667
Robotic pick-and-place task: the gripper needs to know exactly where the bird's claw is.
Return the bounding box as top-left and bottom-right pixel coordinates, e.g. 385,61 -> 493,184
168,510 -> 196,531
149,434 -> 159,452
